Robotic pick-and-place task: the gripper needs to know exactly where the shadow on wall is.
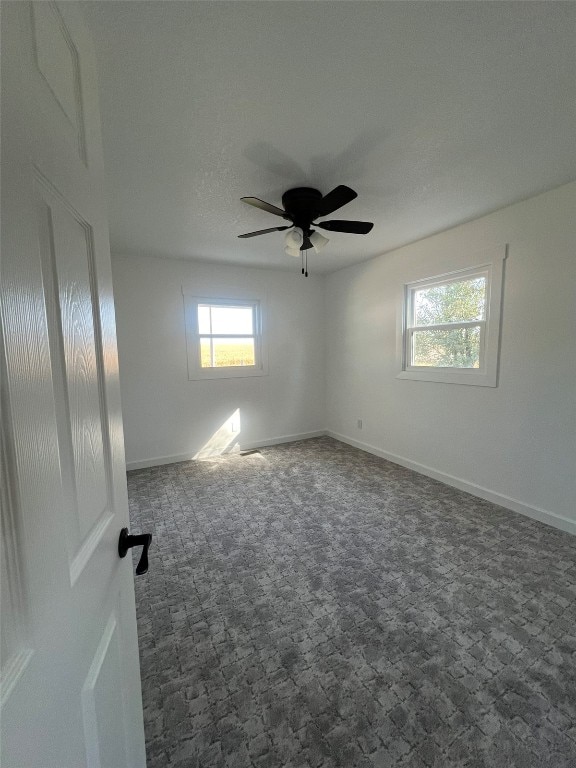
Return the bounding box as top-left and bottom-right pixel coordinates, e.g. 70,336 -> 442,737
194,409 -> 241,460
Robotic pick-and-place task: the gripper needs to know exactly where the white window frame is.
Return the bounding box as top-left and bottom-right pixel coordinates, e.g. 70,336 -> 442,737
397,248 -> 506,387
183,293 -> 268,380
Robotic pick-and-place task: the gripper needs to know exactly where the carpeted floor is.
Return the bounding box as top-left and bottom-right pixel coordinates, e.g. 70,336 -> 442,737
127,437 -> 576,768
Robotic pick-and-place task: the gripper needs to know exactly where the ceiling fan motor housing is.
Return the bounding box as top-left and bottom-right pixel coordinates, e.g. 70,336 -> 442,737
281,187 -> 323,232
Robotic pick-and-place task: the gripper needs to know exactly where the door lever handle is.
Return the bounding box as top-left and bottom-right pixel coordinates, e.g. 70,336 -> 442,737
118,528 -> 152,575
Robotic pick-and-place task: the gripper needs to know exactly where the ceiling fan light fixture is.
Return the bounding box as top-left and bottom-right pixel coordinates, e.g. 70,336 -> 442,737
309,230 -> 330,253
285,227 -> 304,249
285,245 -> 301,258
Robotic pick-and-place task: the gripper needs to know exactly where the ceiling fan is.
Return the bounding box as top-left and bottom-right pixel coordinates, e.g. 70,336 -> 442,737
238,186 -> 373,275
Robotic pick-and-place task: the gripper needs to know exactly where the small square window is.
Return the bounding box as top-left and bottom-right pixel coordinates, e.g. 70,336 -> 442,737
184,295 -> 267,380
398,253 -> 505,386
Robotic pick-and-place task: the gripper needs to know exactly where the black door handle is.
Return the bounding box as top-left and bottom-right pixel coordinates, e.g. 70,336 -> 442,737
118,528 -> 152,575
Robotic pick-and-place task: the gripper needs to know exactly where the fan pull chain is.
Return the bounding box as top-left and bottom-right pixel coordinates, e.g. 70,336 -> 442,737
301,249 -> 304,275
305,250 -> 308,278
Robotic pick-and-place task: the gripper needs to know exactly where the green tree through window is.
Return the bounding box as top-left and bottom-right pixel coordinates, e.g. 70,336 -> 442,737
410,276 -> 486,368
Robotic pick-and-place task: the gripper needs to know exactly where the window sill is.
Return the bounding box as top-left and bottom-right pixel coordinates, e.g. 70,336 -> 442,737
188,366 -> 268,381
397,369 -> 497,387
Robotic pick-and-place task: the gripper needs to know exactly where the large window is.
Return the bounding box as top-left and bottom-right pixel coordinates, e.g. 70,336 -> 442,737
398,253 -> 505,386
184,295 -> 267,380
407,269 -> 487,369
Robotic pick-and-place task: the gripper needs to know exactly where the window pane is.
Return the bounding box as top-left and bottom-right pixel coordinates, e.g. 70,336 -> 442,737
200,337 -> 255,368
414,277 -> 486,326
200,337 -> 212,367
210,306 -> 254,335
412,326 -> 481,368
198,306 -> 211,334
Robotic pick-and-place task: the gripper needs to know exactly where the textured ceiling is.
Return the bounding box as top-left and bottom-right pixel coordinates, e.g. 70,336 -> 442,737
83,1 -> 576,274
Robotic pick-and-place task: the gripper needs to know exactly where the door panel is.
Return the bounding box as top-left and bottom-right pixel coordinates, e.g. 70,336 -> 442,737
50,201 -> 108,532
82,612 -> 129,768
1,3 -> 146,766
36,176 -> 112,569
32,1 -> 87,161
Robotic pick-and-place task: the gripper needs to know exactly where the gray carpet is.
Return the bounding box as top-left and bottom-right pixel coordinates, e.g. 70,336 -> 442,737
127,437 -> 576,768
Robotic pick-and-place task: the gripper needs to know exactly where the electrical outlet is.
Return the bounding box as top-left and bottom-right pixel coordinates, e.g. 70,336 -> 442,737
357,419 -> 363,429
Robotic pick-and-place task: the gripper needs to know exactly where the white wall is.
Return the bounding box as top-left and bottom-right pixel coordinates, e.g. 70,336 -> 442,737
325,182 -> 576,533
112,254 -> 325,468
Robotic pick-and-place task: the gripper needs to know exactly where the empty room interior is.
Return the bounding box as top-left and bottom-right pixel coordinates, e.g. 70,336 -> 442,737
2,2 -> 576,768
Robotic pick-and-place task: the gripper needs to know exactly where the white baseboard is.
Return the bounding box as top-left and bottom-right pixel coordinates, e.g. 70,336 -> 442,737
125,430 -> 326,471
126,452 -> 196,471
327,431 -> 576,536
237,430 -> 326,451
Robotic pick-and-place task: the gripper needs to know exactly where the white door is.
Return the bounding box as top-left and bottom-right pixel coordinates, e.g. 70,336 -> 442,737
1,3 -> 147,766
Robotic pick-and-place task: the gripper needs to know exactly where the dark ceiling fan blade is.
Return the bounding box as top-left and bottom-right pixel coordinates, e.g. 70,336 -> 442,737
238,226 -> 290,238
318,185 -> 358,216
317,220 -> 374,234
241,196 -> 289,219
